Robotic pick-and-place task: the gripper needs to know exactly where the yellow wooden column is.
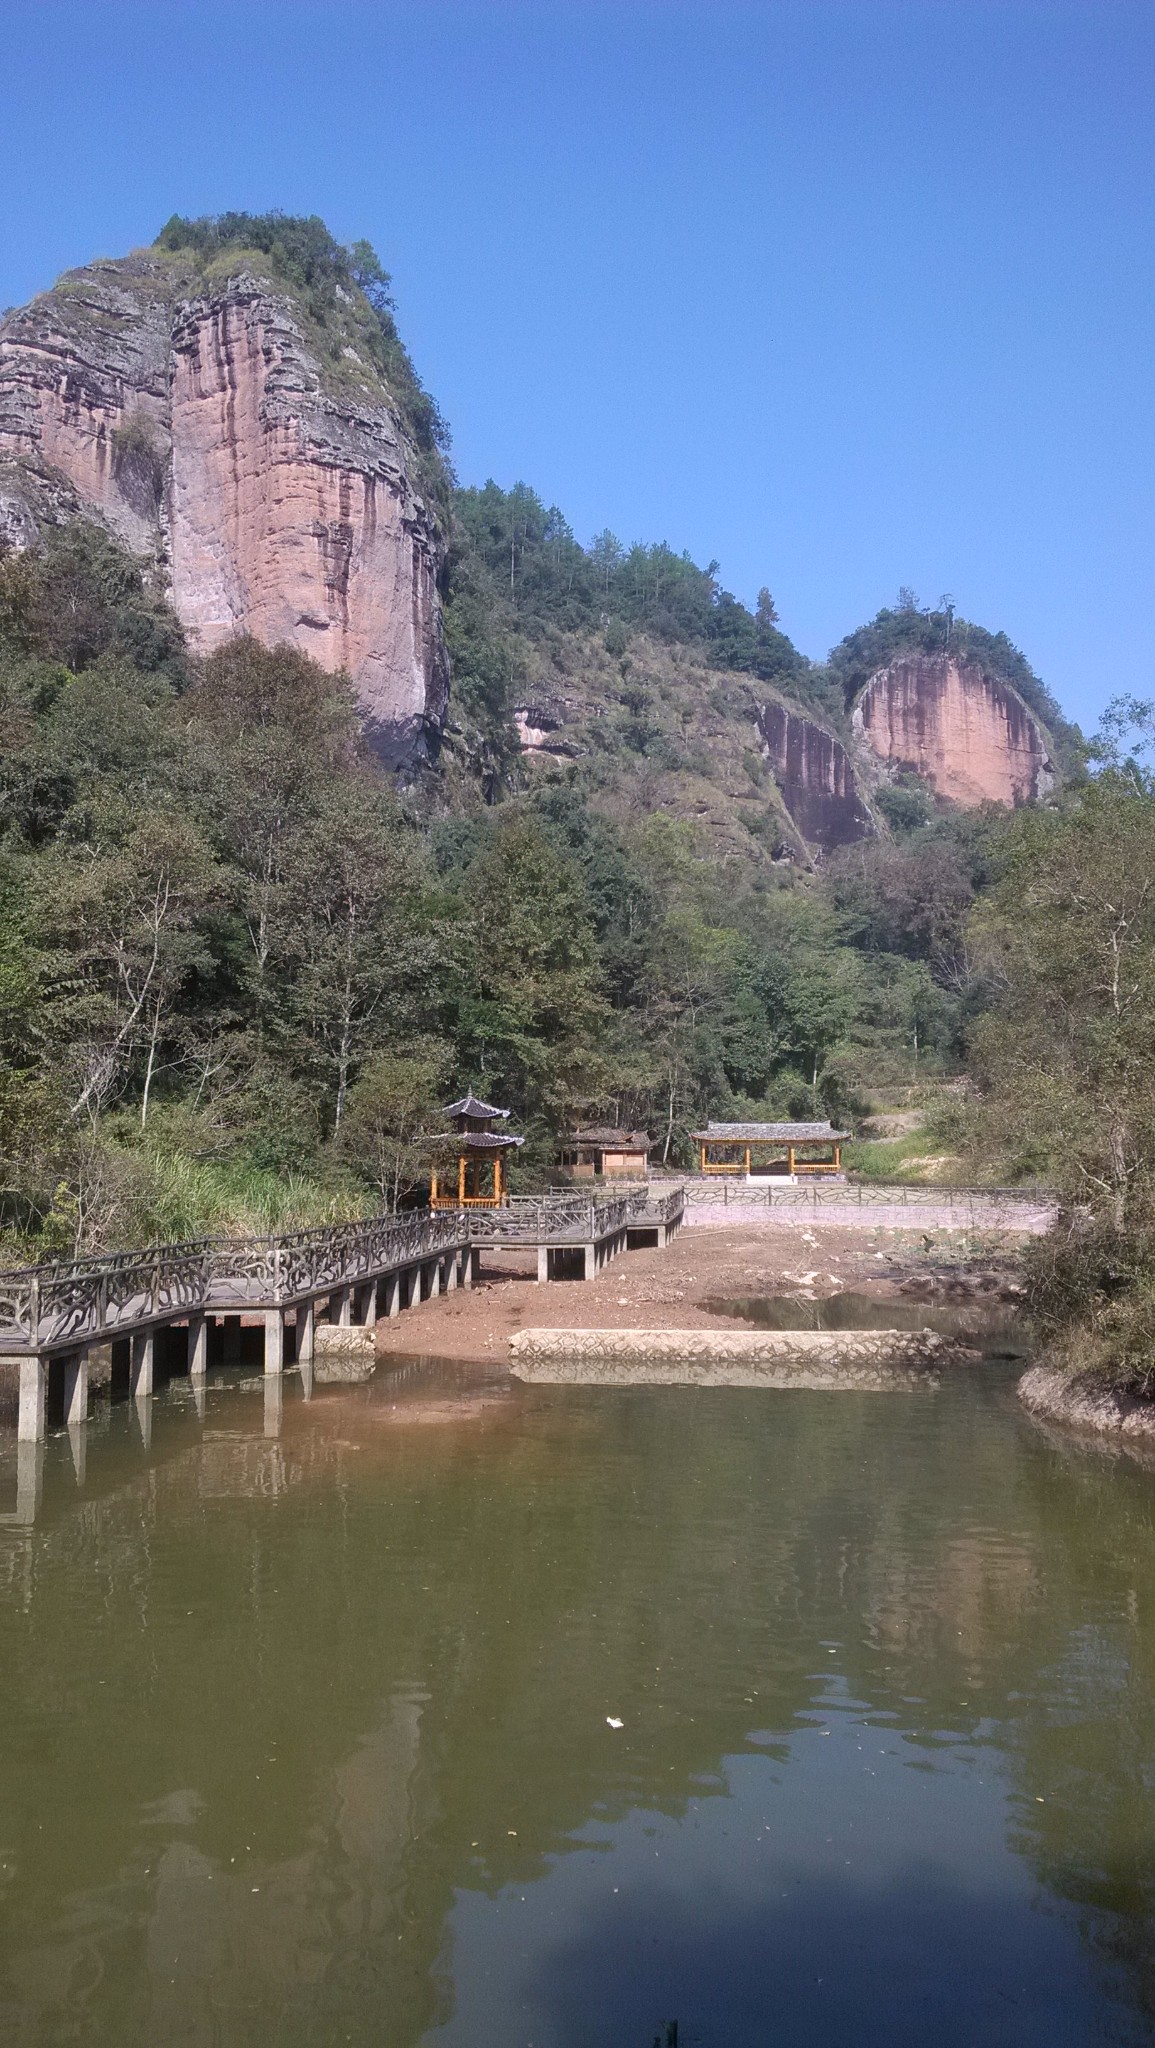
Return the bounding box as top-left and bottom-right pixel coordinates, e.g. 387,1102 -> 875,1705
700,1144 -> 707,1174
834,1144 -> 841,1171
494,1154 -> 503,1205
458,1152 -> 466,1206
431,1169 -> 439,1206
744,1146 -> 751,1176
788,1145 -> 795,1178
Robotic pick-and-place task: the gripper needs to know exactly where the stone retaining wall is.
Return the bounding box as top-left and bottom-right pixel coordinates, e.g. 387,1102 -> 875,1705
509,1327 -> 966,1389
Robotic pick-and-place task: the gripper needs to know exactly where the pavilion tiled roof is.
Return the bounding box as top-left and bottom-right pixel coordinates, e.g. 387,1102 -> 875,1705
443,1093 -> 511,1121
690,1121 -> 849,1142
426,1129 -> 523,1150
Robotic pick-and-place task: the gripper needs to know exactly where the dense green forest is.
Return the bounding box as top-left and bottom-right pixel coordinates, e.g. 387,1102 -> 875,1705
0,515 -> 1009,1259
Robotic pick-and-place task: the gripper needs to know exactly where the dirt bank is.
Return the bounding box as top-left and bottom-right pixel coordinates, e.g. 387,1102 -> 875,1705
373,1221 -> 1026,1366
1019,1360 -> 1155,1445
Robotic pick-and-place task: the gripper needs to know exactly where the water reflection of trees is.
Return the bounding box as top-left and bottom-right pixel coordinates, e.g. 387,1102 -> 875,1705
0,1375 -> 1152,2039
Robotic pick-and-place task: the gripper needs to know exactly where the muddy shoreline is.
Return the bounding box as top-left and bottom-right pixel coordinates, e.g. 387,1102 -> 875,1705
372,1220 -> 1027,1368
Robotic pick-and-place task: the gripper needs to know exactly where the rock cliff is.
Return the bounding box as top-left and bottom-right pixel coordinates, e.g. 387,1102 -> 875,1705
756,699 -> 874,851
852,654 -> 1055,808
0,253 -> 449,761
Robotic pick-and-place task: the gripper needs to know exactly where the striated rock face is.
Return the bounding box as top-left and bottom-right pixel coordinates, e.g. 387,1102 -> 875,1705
0,255 -> 448,761
852,655 -> 1055,807
757,700 -> 874,851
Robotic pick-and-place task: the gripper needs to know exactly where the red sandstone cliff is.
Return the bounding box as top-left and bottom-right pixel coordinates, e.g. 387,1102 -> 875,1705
756,699 -> 873,851
852,654 -> 1055,807
0,254 -> 448,761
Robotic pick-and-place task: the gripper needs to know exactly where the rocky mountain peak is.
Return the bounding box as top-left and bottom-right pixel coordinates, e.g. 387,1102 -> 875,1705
0,246 -> 449,762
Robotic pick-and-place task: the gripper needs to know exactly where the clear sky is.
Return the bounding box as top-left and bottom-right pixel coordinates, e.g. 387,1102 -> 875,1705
2,0 -> 1152,731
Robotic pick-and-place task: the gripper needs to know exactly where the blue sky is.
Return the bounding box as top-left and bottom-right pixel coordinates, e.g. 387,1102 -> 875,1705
2,0 -> 1152,731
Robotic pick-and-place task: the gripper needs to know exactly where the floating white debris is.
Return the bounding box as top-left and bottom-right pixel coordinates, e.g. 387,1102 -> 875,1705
606,1716 -> 624,1729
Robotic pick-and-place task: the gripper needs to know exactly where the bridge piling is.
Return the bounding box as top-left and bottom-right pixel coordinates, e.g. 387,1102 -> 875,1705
63,1352 -> 88,1427
18,1358 -> 46,1442
130,1331 -> 154,1400
188,1314 -> 207,1378
263,1311 -> 284,1376
296,1301 -> 314,1364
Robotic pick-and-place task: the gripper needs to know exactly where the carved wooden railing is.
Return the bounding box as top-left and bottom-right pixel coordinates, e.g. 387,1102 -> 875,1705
0,1211 -> 469,1353
473,1190 -> 640,1245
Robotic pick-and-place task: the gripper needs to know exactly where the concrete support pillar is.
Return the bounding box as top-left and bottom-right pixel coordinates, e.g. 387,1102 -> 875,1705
63,1351 -> 88,1427
469,1247 -> 481,1288
15,1440 -> 43,1523
385,1274 -> 401,1318
363,1278 -> 378,1324
263,1310 -> 284,1377
582,1243 -> 596,1281
537,1243 -> 550,1284
429,1260 -> 441,1299
17,1357 -> 47,1442
407,1266 -> 422,1309
296,1301 -> 314,1365
188,1314 -> 208,1378
335,1287 -> 352,1327
130,1330 -> 154,1400
445,1256 -> 458,1294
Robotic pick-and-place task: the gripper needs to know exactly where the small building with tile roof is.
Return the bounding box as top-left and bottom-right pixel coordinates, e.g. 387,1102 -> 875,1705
558,1127 -> 650,1180
689,1120 -> 848,1180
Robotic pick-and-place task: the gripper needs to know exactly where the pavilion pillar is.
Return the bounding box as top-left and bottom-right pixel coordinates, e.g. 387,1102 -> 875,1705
745,1146 -> 751,1176
431,1170 -> 439,1207
494,1154 -> 503,1206
834,1144 -> 841,1171
700,1144 -> 706,1174
458,1153 -> 466,1207
788,1145 -> 795,1178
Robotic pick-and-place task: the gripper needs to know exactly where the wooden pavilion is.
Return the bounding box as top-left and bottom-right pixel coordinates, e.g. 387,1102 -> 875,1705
429,1093 -> 523,1210
558,1127 -> 651,1180
691,1120 -> 848,1179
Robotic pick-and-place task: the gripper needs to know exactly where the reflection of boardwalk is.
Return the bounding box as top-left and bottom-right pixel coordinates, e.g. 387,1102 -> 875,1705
0,1189 -> 686,1443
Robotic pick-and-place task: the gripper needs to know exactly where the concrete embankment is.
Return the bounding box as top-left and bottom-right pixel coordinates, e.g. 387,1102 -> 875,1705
1019,1361 -> 1155,1444
509,1327 -> 969,1389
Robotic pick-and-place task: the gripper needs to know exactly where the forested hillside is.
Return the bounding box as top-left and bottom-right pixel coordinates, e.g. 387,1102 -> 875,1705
0,510 -> 1011,1258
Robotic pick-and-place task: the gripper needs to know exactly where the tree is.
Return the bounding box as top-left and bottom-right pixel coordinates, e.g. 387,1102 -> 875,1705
42,812 -> 224,1125
756,587 -> 779,628
338,1049 -> 448,1212
279,779 -> 442,1131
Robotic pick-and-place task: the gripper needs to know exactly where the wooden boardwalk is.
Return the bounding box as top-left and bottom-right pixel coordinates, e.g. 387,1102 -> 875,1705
0,1187 -> 686,1442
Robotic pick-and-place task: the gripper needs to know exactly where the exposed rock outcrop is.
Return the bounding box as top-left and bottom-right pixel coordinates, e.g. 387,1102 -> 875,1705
756,699 -> 874,850
852,655 -> 1055,807
0,254 -> 449,762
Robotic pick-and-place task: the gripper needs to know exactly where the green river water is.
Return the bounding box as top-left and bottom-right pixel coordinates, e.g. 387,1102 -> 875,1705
1,1347 -> 1154,2046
